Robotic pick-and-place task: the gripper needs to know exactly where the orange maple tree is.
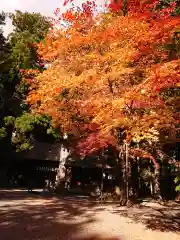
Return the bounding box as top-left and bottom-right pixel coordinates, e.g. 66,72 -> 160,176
26,0 -> 180,166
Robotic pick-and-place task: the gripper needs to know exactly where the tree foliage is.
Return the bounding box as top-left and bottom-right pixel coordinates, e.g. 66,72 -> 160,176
0,11 -> 54,152
0,12 -> 12,122
27,1 -> 179,167
174,176 -> 180,192
9,11 -> 51,69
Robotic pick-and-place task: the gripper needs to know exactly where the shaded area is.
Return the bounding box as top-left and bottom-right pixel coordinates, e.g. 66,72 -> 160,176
112,202 -> 180,232
0,190 -> 120,240
1,190 -> 180,240
0,189 -> 43,201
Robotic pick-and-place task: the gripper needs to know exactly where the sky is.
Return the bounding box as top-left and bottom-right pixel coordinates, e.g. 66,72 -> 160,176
0,0 -> 105,36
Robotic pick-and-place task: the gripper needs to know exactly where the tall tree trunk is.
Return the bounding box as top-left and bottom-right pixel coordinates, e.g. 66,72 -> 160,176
114,151 -> 121,200
119,141 -> 128,205
125,141 -> 129,203
55,144 -> 69,191
150,178 -> 154,197
128,161 -> 135,204
154,167 -> 162,200
120,164 -> 127,205
131,160 -> 139,199
137,159 -> 141,197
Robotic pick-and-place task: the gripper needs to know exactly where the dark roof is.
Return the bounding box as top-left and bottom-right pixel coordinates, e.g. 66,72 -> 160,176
65,156 -> 113,169
22,140 -> 69,161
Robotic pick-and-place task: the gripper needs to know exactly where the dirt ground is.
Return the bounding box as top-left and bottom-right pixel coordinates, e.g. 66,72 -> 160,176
0,190 -> 179,240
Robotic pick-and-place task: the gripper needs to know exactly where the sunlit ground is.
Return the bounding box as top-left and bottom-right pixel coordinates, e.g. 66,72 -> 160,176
0,190 -> 179,240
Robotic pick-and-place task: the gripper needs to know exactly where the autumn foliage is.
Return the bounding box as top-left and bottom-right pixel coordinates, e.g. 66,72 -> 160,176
26,0 -> 180,162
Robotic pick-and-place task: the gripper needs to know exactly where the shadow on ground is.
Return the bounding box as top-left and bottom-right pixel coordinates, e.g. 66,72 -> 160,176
0,189 -> 42,201
112,202 -> 180,233
0,190 -> 120,240
1,190 -> 179,239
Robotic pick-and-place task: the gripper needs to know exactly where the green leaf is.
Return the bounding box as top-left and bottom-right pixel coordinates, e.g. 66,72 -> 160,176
4,116 -> 15,126
174,176 -> 180,184
47,128 -> 53,135
0,127 -> 7,139
175,185 -> 180,192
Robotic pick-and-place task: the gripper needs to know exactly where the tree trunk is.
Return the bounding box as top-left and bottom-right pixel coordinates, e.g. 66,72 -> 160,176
55,145 -> 69,191
131,160 -> 139,199
113,155 -> 121,201
120,165 -> 127,205
150,179 -> 154,196
128,161 -> 135,204
119,141 -> 128,205
154,167 -> 162,200
125,142 -> 129,203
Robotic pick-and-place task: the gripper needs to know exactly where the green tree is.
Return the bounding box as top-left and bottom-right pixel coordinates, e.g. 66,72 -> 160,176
9,11 -> 50,69
0,11 -> 55,152
0,12 -> 12,122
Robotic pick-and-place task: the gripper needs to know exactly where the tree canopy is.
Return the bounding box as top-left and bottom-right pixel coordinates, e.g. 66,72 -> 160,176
9,11 -> 51,69
27,0 -> 179,163
0,11 -> 56,152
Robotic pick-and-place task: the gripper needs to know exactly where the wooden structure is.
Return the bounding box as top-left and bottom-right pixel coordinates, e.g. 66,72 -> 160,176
3,140 -> 70,189
64,154 -> 117,196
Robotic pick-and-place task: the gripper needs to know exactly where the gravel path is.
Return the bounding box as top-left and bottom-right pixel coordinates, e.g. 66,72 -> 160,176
0,190 -> 179,240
